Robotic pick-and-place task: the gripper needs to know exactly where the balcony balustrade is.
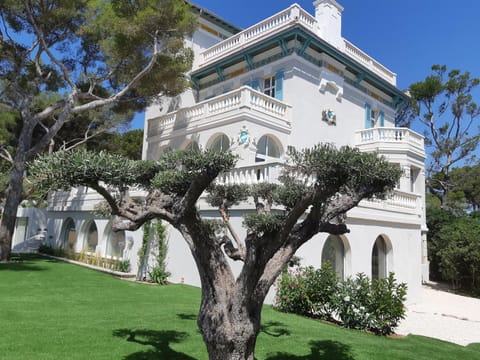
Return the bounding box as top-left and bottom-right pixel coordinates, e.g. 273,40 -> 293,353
194,4 -> 396,85
216,161 -> 422,214
355,127 -> 425,158
147,86 -> 291,138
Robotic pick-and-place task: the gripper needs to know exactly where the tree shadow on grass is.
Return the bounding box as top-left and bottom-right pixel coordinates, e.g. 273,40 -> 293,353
177,313 -> 197,321
261,321 -> 291,337
0,255 -> 46,272
113,329 -> 197,360
266,340 -> 354,360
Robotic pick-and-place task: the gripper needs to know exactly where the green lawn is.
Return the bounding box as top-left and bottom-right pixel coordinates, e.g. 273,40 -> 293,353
1,255 -> 479,360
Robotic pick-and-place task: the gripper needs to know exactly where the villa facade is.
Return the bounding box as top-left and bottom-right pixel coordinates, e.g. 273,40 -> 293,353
13,0 -> 428,302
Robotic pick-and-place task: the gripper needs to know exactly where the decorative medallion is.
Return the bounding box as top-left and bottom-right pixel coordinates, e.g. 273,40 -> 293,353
237,125 -> 251,145
322,109 -> 337,125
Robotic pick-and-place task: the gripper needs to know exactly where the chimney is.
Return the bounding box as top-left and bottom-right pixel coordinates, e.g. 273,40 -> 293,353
313,0 -> 344,50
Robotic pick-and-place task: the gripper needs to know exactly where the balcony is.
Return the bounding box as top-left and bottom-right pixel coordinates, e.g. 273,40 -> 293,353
355,127 -> 425,159
194,4 -> 396,85
147,86 -> 291,138
216,161 -> 422,215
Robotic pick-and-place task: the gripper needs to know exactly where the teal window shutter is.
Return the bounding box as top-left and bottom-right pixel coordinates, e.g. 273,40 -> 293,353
365,103 -> 371,129
275,69 -> 284,101
379,111 -> 385,127
251,78 -> 260,91
243,80 -> 251,87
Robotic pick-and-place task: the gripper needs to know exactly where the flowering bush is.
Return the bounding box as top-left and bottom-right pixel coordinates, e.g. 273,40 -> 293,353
275,266 -> 407,336
334,273 -> 372,329
275,267 -> 311,317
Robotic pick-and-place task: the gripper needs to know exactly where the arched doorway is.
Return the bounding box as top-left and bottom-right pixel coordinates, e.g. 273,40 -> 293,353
83,220 -> 98,253
61,218 -> 76,252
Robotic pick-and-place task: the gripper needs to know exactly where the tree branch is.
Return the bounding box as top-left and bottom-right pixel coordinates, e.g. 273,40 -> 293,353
24,2 -> 77,92
218,206 -> 245,261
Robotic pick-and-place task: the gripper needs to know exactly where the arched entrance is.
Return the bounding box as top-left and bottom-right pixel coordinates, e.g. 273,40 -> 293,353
61,218 -> 76,252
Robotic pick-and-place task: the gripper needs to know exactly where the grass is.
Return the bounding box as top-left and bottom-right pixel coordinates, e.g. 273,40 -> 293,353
0,255 -> 479,360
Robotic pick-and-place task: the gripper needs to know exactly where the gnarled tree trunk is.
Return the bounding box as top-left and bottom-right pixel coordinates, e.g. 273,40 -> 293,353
198,288 -> 261,360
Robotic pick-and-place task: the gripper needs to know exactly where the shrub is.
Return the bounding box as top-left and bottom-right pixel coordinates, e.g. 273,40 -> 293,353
303,264 -> 338,320
38,244 -> 66,258
275,264 -> 338,320
334,273 -> 372,330
38,244 -> 55,255
369,273 -> 407,335
115,260 -> 131,273
275,268 -> 310,316
148,266 -> 170,285
275,266 -> 407,336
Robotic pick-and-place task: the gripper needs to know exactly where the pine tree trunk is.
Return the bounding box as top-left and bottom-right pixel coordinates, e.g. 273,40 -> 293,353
0,164 -> 25,261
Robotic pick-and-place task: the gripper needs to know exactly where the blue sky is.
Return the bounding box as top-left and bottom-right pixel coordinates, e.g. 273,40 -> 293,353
131,0 -> 480,129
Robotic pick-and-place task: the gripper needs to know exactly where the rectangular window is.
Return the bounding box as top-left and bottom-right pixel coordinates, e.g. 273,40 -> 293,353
263,76 -> 276,98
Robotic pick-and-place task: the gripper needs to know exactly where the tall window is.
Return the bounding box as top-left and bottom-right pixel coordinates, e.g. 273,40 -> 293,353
62,218 -> 76,252
209,134 -> 230,152
410,167 -> 420,193
365,103 -> 384,128
255,135 -> 281,162
322,235 -> 345,279
372,236 -> 387,280
263,76 -> 276,98
245,69 -> 284,101
85,221 -> 98,252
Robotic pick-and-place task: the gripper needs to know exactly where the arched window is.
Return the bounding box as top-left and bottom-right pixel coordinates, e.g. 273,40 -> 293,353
372,236 -> 388,280
321,235 -> 345,279
184,140 -> 200,151
85,221 -> 98,252
106,228 -> 126,258
61,218 -> 76,252
208,134 -> 230,152
255,135 -> 281,162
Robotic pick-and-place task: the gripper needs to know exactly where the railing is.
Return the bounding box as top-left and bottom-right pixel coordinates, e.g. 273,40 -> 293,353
216,162 -> 284,185
148,86 -> 291,137
344,40 -> 397,85
196,4 -> 396,85
355,127 -> 425,151
361,190 -> 421,211
216,162 -> 422,213
198,4 -> 316,67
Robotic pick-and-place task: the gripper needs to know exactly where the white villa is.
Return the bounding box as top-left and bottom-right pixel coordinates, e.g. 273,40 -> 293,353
12,1 -> 428,302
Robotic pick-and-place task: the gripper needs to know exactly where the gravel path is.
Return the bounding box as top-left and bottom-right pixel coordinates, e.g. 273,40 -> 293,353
396,285 -> 480,346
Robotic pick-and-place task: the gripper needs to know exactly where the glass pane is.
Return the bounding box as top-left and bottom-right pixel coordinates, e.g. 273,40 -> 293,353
266,138 -> 280,158
210,134 -> 230,152
372,237 -> 387,280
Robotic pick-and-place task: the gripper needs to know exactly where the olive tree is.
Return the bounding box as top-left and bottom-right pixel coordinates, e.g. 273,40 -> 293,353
0,0 -> 196,260
30,145 -> 401,360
